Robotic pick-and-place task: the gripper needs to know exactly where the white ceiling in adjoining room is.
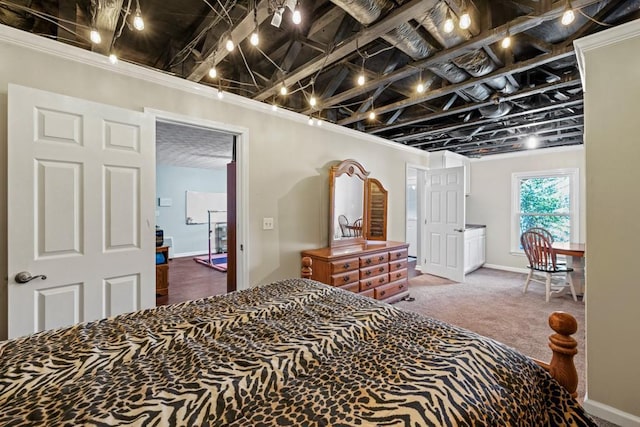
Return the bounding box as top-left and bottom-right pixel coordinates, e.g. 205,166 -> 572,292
156,121 -> 233,170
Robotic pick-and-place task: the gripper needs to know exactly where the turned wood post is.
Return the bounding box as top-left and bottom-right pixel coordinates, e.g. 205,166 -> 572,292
301,256 -> 312,279
547,311 -> 579,398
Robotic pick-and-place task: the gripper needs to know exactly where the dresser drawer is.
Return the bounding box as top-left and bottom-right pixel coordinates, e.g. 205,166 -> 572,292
388,268 -> 408,282
359,289 -> 375,299
339,282 -> 360,293
389,259 -> 406,272
359,274 -> 388,292
389,248 -> 408,261
374,279 -> 408,300
360,253 -> 388,267
330,257 -> 359,274
360,263 -> 388,279
331,270 -> 359,286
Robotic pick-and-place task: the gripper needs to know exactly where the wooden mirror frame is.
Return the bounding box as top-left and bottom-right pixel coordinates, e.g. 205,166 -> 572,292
329,159 -> 369,247
365,178 -> 388,241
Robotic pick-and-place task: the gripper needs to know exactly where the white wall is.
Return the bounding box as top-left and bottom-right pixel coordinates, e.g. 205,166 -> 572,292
576,20 -> 640,424
0,26 -> 429,338
156,164 -> 227,256
466,146 -> 586,270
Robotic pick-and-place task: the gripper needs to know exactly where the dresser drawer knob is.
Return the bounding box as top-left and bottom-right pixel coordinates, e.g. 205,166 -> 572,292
343,276 -> 350,282
396,273 -> 401,278
380,290 -> 386,297
343,263 -> 350,269
378,256 -> 384,261
396,253 -> 402,258
365,271 -> 372,276
399,284 -> 404,289
378,277 -> 385,283
365,259 -> 372,265
378,267 -> 384,273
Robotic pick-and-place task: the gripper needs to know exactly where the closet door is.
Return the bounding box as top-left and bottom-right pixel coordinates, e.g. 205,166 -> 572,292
7,84 -> 155,338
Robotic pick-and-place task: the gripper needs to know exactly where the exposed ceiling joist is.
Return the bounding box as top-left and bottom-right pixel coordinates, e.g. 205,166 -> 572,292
187,0 -> 270,82
340,45 -> 576,125
253,0 -> 440,101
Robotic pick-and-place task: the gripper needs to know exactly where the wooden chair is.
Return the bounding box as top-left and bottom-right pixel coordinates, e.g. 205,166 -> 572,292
352,218 -> 363,237
521,230 -> 577,302
338,214 -> 350,237
527,227 -> 554,242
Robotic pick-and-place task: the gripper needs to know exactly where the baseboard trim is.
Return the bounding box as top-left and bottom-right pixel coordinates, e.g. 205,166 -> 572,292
173,250 -> 209,259
583,396 -> 640,427
483,264 -> 529,274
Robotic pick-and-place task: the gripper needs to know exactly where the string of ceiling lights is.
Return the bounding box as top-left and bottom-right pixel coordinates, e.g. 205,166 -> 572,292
2,0 -> 584,126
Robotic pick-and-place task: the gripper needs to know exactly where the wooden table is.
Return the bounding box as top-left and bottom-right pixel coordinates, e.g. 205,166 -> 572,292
552,242 -> 585,298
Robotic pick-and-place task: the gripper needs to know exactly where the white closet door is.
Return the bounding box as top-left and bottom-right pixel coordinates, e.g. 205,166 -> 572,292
7,84 -> 155,339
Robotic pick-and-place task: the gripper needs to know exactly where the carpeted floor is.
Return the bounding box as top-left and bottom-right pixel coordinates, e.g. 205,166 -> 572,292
395,268 -> 617,427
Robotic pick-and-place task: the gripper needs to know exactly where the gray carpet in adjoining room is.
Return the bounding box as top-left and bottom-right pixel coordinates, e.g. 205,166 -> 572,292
395,268 -> 618,427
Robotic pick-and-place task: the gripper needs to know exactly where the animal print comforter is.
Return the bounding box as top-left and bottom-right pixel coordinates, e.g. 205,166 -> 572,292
0,278 -> 595,426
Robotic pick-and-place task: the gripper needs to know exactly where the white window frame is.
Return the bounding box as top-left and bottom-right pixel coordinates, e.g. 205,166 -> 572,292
511,168 -> 579,253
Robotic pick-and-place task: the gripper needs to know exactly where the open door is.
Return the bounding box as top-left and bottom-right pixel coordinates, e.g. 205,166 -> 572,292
422,166 -> 466,282
7,84 -> 155,338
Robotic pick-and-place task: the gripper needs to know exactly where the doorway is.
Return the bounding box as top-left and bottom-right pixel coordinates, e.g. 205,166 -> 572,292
148,109 -> 249,302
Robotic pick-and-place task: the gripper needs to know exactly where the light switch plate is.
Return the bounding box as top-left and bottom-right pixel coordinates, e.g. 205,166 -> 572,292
158,197 -> 172,207
263,217 -> 274,230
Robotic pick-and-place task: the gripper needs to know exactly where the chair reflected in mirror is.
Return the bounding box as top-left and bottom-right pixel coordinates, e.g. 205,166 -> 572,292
351,218 -> 363,237
520,229 -> 577,302
338,214 -> 350,237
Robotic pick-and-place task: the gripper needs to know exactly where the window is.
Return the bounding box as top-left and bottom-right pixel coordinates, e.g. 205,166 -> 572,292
512,169 -> 579,252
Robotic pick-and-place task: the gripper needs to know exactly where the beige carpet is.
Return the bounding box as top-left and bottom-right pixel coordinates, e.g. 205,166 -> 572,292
396,268 -> 619,427
397,268 -> 586,397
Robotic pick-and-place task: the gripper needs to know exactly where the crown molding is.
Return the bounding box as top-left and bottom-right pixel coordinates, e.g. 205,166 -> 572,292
574,19 -> 640,92
0,24 -> 430,159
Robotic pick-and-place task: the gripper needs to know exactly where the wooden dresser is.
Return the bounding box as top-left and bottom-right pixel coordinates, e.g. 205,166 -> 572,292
301,241 -> 409,303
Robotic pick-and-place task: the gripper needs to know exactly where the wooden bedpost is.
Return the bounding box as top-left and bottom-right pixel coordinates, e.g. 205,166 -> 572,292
301,256 -> 312,279
533,311 -> 579,398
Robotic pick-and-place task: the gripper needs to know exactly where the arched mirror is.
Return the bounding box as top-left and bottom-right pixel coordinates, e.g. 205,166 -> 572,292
329,159 -> 369,247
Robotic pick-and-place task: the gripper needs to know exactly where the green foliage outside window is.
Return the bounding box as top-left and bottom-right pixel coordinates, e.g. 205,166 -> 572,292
519,176 -> 571,243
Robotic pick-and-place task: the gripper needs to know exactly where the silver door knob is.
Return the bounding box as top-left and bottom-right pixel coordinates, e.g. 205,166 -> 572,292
14,271 -> 47,284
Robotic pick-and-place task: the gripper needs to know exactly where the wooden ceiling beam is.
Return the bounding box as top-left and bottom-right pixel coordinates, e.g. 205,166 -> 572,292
316,0 -> 604,114
340,44 -> 576,125
380,76 -> 581,139
252,0 -> 440,101
187,0 -> 270,82
408,97 -> 584,146
91,0 -> 125,54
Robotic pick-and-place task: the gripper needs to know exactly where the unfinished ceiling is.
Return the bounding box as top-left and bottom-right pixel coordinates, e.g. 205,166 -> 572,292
1,0 -> 638,157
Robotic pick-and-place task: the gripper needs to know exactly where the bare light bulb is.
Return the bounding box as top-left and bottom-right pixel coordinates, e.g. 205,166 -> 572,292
208,67 -> 217,79
280,86 -> 288,96
561,8 -> 575,25
292,9 -> 301,25
368,111 -> 376,120
526,135 -> 539,149
501,35 -> 511,49
316,119 -> 322,126
308,117 -> 314,125
309,96 -> 317,107
357,74 -> 365,86
133,10 -> 145,31
417,82 -> 425,93
225,38 -> 234,52
90,29 -> 101,44
250,31 -> 259,46
459,12 -> 471,30
108,53 -> 118,64
271,104 -> 278,111
443,17 -> 454,33
217,90 -> 224,99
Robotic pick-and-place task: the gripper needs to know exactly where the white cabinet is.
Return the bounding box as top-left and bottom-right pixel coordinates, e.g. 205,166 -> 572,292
429,151 -> 471,195
464,227 -> 486,274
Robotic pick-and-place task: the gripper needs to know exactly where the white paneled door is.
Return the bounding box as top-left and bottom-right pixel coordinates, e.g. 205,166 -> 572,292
422,166 -> 465,283
7,84 -> 155,339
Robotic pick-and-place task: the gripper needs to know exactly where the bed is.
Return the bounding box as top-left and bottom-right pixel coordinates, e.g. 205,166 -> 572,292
0,278 -> 595,426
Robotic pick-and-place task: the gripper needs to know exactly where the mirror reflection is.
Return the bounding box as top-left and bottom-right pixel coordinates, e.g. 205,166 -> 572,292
333,174 -> 364,240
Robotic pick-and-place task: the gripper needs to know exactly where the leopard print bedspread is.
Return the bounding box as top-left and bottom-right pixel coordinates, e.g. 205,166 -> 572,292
0,278 -> 595,426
